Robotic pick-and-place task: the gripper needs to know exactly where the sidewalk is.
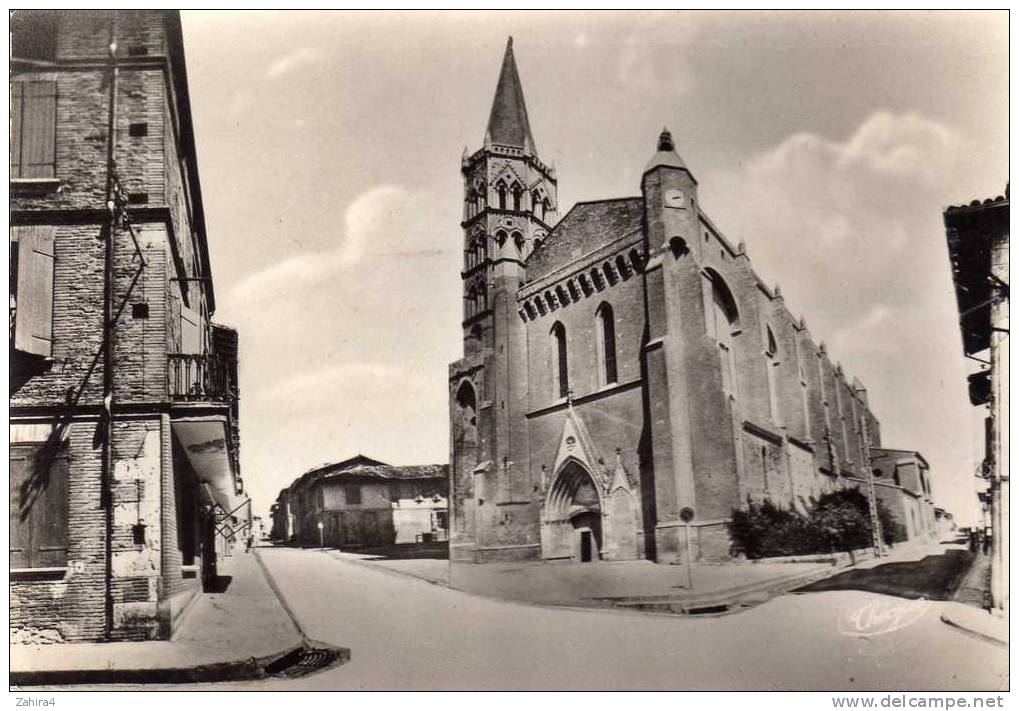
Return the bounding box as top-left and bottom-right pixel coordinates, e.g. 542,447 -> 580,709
329,539 -> 955,615
11,550 -> 321,686
940,549 -> 1008,648
328,549 -> 835,613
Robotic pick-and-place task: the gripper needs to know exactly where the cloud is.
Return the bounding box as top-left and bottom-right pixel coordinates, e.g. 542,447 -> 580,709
260,362 -> 428,402
226,185 -> 445,304
266,47 -> 321,79
615,17 -> 699,94
708,110 -> 976,523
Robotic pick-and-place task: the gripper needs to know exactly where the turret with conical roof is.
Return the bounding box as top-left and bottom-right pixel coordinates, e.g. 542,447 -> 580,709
642,126 -> 699,260
644,127 -> 695,182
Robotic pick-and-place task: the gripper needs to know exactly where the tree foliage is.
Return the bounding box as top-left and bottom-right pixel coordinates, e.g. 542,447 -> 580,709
729,487 -> 905,559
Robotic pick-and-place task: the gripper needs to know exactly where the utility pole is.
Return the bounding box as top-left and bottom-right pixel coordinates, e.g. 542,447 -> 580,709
859,413 -> 884,556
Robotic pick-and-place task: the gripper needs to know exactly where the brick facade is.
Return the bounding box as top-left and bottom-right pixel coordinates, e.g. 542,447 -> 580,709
449,40 -> 918,566
10,10 -> 239,643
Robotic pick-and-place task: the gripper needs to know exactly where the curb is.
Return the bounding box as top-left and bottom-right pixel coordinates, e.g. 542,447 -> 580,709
319,548 -> 827,619
253,548 -> 310,640
940,607 -> 1008,649
11,553 -> 350,687
10,641 -> 309,687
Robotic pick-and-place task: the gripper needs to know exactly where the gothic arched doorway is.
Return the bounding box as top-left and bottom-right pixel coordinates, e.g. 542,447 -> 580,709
542,460 -> 603,562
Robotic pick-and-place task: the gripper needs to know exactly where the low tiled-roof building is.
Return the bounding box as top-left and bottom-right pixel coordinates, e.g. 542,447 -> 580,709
279,456 -> 448,548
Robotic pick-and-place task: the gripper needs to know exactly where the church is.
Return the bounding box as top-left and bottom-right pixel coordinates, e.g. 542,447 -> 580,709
448,39 -> 886,565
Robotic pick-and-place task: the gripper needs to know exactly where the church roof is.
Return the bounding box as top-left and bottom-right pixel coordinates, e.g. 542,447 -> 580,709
526,197 -> 644,281
484,37 -> 537,154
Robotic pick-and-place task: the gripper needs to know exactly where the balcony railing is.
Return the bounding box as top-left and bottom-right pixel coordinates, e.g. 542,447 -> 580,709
168,353 -> 230,403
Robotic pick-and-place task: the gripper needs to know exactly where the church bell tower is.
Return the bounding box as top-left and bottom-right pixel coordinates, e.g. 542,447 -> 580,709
449,38 -> 558,562
459,37 -> 558,355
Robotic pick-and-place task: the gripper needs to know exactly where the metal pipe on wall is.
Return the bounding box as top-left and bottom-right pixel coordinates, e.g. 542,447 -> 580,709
101,11 -> 119,641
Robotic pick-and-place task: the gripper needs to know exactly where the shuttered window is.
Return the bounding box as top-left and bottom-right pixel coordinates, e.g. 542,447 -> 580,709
11,81 -> 57,179
10,444 -> 69,569
11,225 -> 56,357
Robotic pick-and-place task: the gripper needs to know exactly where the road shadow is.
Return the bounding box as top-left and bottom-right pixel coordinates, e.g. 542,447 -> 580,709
795,549 -> 974,600
342,542 -> 449,561
205,575 -> 233,593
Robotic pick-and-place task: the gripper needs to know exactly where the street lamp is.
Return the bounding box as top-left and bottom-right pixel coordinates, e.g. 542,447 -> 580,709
317,520 -> 324,548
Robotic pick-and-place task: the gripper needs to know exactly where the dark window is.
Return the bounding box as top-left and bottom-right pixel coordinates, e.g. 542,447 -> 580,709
132,303 -> 149,319
512,185 -> 522,211
597,303 -> 617,385
497,184 -> 507,210
129,122 -> 149,137
11,81 -> 57,179
10,442 -> 69,569
127,46 -> 149,56
552,322 -> 569,398
11,11 -> 58,62
128,193 -> 149,205
345,485 -> 362,505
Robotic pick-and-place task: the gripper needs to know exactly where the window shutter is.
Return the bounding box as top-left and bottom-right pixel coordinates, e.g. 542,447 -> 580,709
11,82 -> 24,176
9,447 -> 68,568
19,81 -> 57,179
13,225 -> 56,357
9,454 -> 29,568
35,453 -> 69,567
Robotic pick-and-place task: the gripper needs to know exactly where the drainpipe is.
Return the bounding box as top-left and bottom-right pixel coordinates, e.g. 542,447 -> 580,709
101,12 -> 120,641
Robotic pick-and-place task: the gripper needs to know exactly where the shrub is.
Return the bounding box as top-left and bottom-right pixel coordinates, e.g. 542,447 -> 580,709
729,487 -> 894,559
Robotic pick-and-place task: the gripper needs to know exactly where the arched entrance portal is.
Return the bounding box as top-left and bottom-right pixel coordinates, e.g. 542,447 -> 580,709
542,460 -> 603,562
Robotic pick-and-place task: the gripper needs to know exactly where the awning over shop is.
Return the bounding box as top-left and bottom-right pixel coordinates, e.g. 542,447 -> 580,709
172,416 -> 239,514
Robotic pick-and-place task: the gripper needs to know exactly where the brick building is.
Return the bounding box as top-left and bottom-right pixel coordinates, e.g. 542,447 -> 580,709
944,187 -> 1009,612
448,39 -> 935,565
868,448 -> 936,542
272,455 -> 448,548
10,10 -> 242,642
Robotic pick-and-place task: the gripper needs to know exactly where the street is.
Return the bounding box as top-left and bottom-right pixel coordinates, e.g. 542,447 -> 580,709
191,547 -> 1007,691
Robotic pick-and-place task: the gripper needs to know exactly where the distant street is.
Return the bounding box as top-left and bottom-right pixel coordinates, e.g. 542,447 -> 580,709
187,547 -> 1007,691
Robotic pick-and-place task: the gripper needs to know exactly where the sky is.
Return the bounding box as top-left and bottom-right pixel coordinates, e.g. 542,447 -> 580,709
179,11 -> 1008,526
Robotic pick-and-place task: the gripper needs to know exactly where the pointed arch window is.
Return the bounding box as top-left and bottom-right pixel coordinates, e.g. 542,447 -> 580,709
705,270 -> 740,399
513,232 -> 525,257
532,191 -> 541,217
764,324 -> 780,423
796,340 -> 811,438
477,283 -> 488,313
551,322 -> 569,398
512,184 -> 523,211
497,184 -> 507,210
596,303 -> 617,386
465,286 -> 477,320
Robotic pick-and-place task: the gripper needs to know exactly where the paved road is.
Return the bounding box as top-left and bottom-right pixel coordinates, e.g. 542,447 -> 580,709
217,547 -> 1007,690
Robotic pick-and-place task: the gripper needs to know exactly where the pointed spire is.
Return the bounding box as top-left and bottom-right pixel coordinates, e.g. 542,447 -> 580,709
485,37 -> 537,155
643,125 -> 690,175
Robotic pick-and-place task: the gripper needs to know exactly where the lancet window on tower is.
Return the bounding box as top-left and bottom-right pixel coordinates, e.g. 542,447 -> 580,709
497,183 -> 507,210
512,183 -> 523,211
